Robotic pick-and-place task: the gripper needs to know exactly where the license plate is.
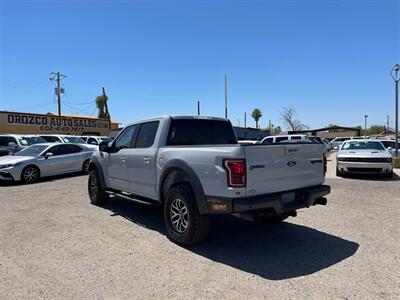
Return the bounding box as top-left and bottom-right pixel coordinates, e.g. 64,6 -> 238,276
282,192 -> 296,204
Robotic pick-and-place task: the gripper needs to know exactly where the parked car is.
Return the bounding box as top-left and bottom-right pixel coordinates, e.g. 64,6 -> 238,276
321,138 -> 333,151
260,134 -> 311,144
88,116 -> 330,245
80,136 -> 112,145
39,135 -> 98,150
330,137 -> 355,149
378,139 -> 396,154
0,143 -> 94,183
0,134 -> 47,156
336,139 -> 393,178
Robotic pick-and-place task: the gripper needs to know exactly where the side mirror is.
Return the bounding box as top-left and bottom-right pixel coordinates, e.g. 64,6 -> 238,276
99,141 -> 112,153
45,152 -> 53,159
8,142 -> 17,147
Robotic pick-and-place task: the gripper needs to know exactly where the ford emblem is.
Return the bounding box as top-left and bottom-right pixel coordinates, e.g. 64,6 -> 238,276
287,161 -> 297,167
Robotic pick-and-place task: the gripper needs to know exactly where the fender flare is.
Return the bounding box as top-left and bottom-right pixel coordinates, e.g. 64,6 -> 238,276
88,157 -> 106,189
159,159 -> 209,215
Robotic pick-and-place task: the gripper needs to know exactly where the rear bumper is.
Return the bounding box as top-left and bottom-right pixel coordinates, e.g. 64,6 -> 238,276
206,185 -> 330,215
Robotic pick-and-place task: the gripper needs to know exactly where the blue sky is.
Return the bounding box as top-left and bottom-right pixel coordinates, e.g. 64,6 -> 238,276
0,0 -> 399,129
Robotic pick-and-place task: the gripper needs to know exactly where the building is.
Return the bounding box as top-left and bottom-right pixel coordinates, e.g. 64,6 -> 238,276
288,125 -> 361,140
0,110 -> 119,136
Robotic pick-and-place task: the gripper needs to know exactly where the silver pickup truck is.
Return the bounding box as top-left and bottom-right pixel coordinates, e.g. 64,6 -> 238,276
88,116 -> 330,245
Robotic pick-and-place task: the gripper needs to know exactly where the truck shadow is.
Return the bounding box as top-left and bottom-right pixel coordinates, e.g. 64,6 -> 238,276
104,196 -> 359,280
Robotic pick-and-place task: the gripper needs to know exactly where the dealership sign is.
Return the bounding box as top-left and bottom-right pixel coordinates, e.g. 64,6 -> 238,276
0,111 -> 110,135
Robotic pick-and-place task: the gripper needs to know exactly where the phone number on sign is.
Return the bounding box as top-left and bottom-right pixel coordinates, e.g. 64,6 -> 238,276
39,126 -> 84,133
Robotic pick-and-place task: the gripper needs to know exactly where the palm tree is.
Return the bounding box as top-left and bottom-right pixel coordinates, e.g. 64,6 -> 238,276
251,108 -> 262,129
95,95 -> 108,118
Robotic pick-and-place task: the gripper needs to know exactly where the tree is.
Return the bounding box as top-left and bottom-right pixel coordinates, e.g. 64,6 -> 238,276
95,94 -> 108,119
251,108 -> 262,129
280,106 -> 309,131
272,126 -> 282,135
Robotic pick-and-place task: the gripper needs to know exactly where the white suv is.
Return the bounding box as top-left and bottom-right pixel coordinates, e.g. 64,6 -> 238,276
261,135 -> 310,144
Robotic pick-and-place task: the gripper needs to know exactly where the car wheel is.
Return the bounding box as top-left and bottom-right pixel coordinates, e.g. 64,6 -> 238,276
262,215 -> 289,223
164,184 -> 211,246
21,165 -> 40,184
383,171 -> 393,179
336,165 -> 343,177
88,169 -> 109,205
82,159 -> 90,175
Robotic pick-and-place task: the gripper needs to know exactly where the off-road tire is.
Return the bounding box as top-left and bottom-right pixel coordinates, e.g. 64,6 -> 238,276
262,215 -> 289,224
164,184 -> 211,246
88,168 -> 109,206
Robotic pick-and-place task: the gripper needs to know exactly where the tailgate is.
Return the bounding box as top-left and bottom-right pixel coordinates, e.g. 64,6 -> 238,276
243,143 -> 325,196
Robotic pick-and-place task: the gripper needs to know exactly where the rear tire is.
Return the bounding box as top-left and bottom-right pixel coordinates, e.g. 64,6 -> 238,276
164,184 -> 211,246
88,168 -> 109,206
21,165 -> 40,184
262,215 -> 289,224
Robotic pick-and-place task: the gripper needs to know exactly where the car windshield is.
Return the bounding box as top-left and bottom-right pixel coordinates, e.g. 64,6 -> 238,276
15,145 -> 48,156
18,136 -> 46,146
341,141 -> 385,150
62,136 -> 86,143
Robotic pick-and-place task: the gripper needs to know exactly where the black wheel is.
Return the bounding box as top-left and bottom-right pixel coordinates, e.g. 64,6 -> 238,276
82,159 -> 90,175
336,165 -> 343,177
164,184 -> 211,246
21,165 -> 40,184
383,171 -> 393,179
88,169 -> 109,205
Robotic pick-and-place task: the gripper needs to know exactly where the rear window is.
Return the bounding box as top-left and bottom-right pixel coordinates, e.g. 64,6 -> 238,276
166,119 -> 237,145
275,136 -> 288,143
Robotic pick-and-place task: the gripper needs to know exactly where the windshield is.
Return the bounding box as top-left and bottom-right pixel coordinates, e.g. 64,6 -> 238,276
341,141 -> 385,151
61,136 -> 86,143
15,145 -> 48,156
18,136 -> 46,146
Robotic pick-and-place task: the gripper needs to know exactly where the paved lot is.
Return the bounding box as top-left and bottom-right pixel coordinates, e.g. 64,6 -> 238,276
1,153 -> 399,299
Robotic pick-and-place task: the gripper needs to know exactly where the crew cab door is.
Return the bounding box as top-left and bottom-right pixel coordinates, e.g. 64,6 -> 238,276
243,143 -> 325,196
105,125 -> 139,191
125,121 -> 159,199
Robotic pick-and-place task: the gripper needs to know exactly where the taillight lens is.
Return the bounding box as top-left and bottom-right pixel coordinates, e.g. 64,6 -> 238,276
223,159 -> 246,187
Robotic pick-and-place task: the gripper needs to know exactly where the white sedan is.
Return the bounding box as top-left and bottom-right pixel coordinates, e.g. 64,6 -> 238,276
336,139 -> 393,178
0,143 -> 94,184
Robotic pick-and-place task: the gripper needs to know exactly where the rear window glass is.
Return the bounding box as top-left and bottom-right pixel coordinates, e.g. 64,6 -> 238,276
166,119 -> 237,145
275,136 -> 288,143
291,136 -> 301,140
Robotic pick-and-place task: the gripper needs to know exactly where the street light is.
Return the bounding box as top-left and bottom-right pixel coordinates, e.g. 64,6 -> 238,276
364,115 -> 368,138
390,64 -> 399,157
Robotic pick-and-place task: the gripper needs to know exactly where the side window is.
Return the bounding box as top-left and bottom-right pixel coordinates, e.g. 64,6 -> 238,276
275,137 -> 288,143
63,145 -> 83,154
114,125 -> 138,151
135,121 -> 159,148
87,138 -> 98,145
291,136 -> 301,140
262,137 -> 273,144
0,137 -> 7,146
46,145 -> 62,156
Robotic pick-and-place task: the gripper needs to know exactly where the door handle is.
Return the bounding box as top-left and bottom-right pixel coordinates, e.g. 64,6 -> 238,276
144,157 -> 152,164
120,156 -> 127,163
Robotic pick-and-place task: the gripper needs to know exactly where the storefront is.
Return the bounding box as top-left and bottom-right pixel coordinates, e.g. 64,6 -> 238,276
0,111 -> 118,136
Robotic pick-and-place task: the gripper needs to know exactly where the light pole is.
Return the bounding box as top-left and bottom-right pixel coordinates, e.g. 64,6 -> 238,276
364,115 -> 368,138
390,64 -> 399,157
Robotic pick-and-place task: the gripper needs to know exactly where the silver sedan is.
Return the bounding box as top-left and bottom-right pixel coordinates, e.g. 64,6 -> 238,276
0,143 -> 94,184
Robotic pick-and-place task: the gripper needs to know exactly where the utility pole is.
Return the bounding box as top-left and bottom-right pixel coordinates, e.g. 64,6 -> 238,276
197,101 -> 200,116
390,64 -> 399,158
244,112 -> 247,128
224,74 -> 228,119
387,115 -> 390,134
102,87 -> 111,129
50,72 -> 67,116
364,115 -> 368,138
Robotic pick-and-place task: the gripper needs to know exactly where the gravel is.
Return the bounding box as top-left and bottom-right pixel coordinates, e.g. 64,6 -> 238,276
1,153 -> 399,299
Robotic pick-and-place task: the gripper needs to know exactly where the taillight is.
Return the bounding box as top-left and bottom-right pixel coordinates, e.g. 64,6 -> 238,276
223,159 -> 246,188
323,155 -> 327,175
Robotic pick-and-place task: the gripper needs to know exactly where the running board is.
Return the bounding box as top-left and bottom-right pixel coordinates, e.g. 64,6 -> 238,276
105,190 -> 154,206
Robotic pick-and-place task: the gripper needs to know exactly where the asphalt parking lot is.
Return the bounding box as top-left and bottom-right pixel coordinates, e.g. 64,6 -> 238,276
1,152 -> 399,299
